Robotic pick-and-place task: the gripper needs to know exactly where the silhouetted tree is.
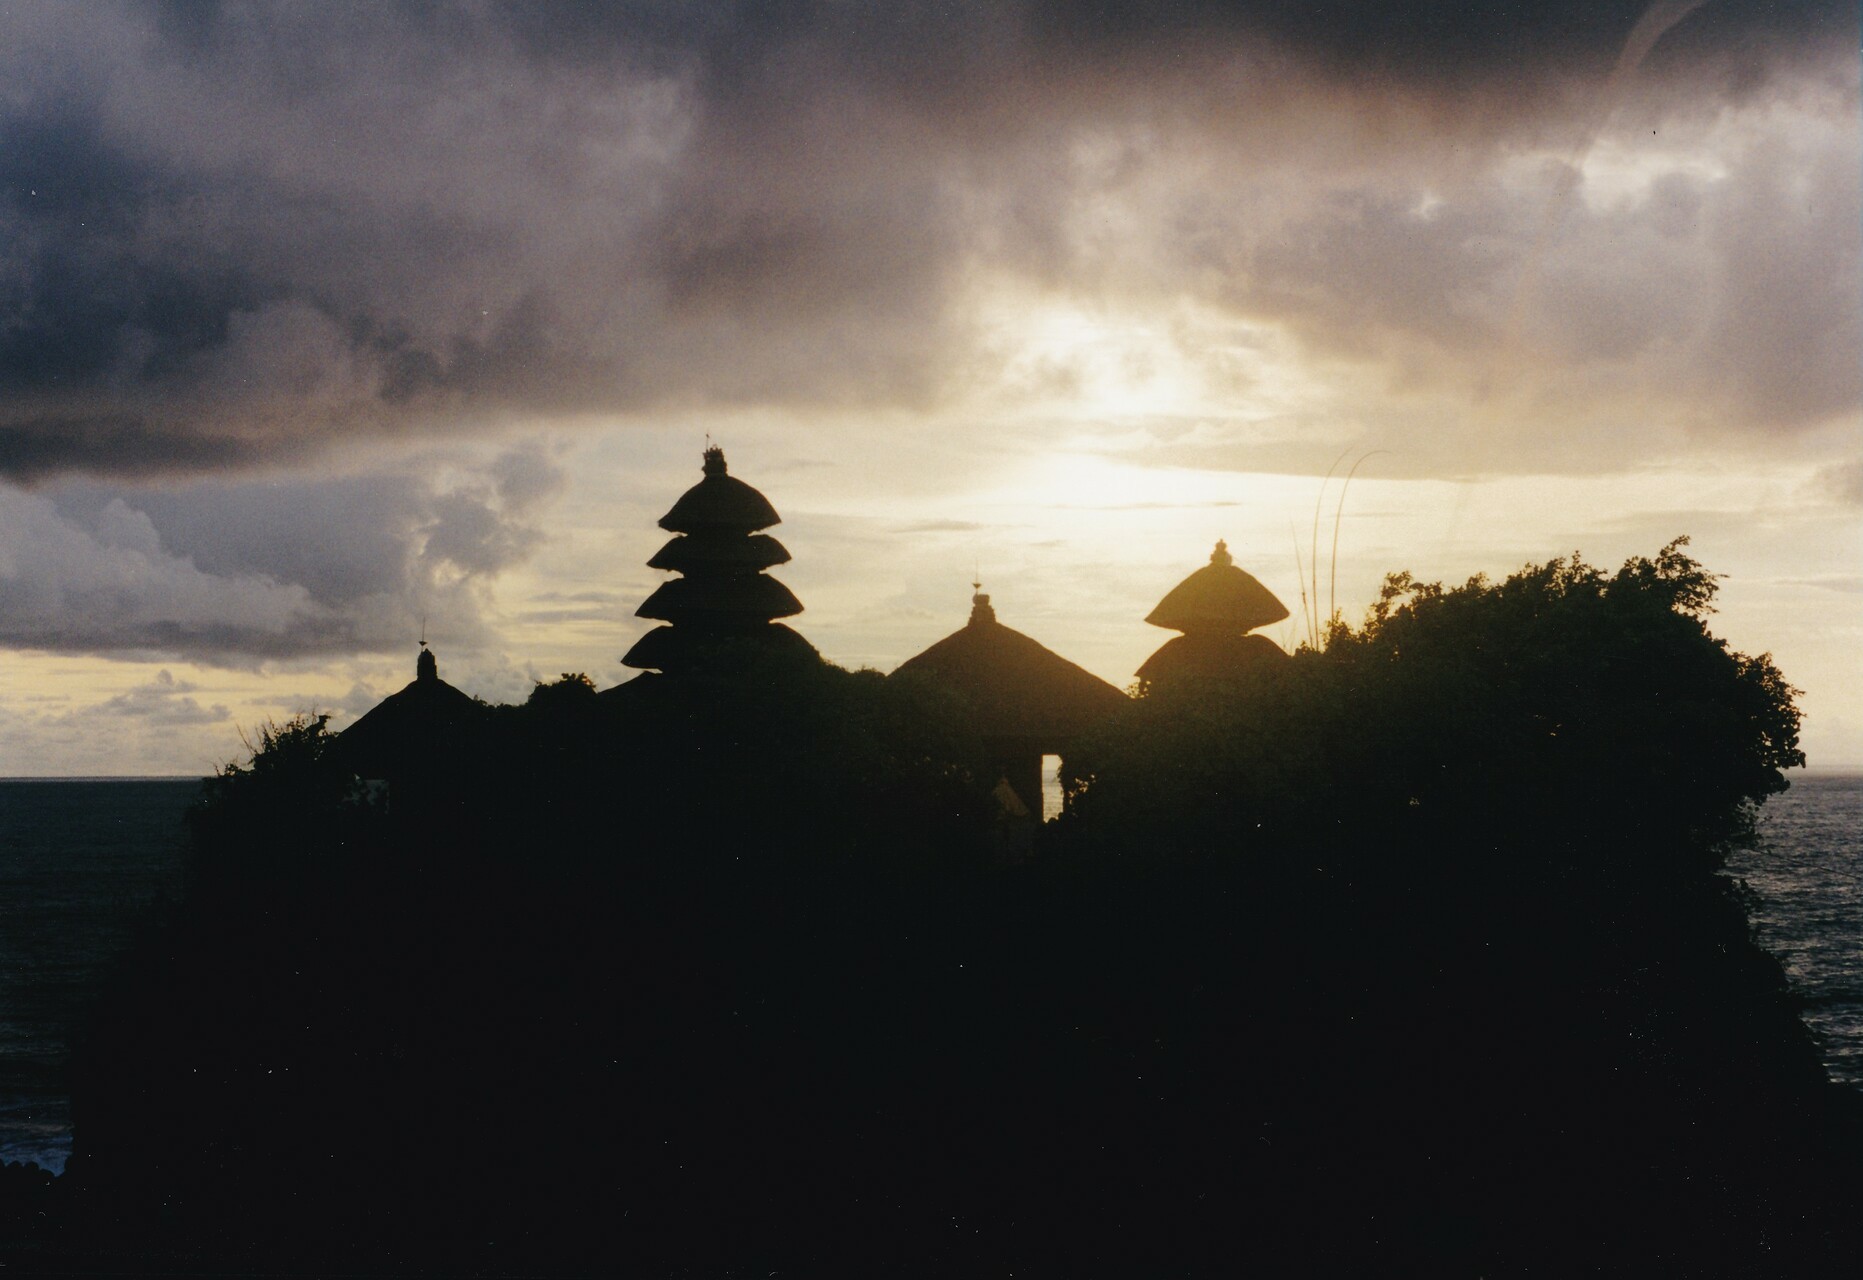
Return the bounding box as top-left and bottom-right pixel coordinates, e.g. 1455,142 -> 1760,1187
525,671 -> 596,707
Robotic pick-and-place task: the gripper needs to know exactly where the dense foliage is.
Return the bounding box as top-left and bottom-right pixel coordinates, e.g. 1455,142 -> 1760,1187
31,543 -> 1859,1274
1065,538 -> 1803,866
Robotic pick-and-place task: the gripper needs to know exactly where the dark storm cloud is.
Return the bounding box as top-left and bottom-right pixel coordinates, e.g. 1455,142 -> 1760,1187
0,1 -> 1852,481
0,417 -> 283,485
481,1 -> 1846,93
1030,1 -> 1848,83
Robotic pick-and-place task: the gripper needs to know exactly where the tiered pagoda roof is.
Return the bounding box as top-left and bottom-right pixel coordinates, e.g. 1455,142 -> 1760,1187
623,447 -> 817,674
1137,541 -> 1291,684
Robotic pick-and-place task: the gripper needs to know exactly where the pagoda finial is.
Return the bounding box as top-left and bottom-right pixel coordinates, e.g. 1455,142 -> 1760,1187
969,581 -> 996,626
1211,539 -> 1233,567
702,444 -> 727,476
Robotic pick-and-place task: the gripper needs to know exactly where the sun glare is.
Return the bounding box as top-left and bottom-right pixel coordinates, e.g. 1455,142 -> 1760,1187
980,292 -> 1208,419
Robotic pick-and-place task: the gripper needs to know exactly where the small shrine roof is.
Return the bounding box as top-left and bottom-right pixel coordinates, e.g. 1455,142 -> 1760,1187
891,590 -> 1127,741
1136,632 -> 1288,684
1144,541 -> 1290,635
332,647 -> 486,778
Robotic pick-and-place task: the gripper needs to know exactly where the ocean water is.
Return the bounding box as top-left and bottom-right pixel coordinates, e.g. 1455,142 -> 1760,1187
0,779 -> 198,1174
0,774 -> 1856,1176
1732,773 -> 1863,1089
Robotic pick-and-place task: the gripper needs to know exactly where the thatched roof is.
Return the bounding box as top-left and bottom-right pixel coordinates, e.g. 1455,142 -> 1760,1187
647,531 -> 791,574
332,648 -> 486,779
621,621 -> 819,675
1136,632 -> 1289,685
624,446 -> 816,673
658,447 -> 781,534
635,573 -> 804,624
1144,541 -> 1290,635
892,593 -> 1127,741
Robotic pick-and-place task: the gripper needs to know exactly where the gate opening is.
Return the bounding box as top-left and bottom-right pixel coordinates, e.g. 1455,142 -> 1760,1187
1040,754 -> 1064,823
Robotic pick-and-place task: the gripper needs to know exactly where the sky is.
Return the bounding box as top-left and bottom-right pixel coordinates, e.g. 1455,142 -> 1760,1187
0,1 -> 1857,776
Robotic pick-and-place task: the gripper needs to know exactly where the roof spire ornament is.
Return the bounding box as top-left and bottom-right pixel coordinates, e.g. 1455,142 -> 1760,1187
969,579 -> 996,626
415,614 -> 437,682
416,619 -> 437,683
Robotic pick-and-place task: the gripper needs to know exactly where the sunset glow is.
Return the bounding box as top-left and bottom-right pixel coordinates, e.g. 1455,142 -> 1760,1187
0,4 -> 1856,774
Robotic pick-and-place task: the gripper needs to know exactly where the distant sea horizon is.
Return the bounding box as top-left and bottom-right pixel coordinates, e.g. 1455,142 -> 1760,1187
0,776 -> 210,784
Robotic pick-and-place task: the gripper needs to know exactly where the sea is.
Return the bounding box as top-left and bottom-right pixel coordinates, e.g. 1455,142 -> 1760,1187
0,774 -> 1858,1176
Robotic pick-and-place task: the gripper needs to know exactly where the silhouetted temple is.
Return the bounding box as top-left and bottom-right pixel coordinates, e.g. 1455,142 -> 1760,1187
893,587 -> 1127,815
333,643 -> 486,797
333,461 -> 1292,809
1137,540 -> 1291,684
622,446 -> 819,676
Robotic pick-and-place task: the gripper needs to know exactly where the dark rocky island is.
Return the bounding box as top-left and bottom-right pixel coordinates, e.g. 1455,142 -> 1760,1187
7,454 -> 1855,1275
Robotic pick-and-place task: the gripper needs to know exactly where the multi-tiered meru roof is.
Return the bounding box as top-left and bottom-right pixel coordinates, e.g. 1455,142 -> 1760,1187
622,446 -> 818,674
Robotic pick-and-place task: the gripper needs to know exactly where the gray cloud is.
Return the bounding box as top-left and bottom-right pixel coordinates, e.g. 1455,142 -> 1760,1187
1142,86 -> 1859,470
1813,459 -> 1863,507
0,2 -> 1850,483
1780,575 -> 1863,594
1045,501 -> 1242,511
0,443 -> 563,662
96,670 -> 231,726
892,519 -> 988,533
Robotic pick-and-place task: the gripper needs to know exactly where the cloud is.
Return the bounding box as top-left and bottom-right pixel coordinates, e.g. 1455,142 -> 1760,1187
1780,576 -> 1863,595
1044,501 -> 1241,511
1812,459 -> 1863,507
892,519 -> 988,534
0,3 -> 1848,482
95,670 -> 231,726
0,486 -> 330,657
0,443 -> 565,663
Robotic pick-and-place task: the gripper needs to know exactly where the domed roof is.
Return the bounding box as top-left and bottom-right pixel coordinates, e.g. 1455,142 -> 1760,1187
658,447 -> 781,534
1144,541 -> 1290,635
892,591 -> 1127,740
